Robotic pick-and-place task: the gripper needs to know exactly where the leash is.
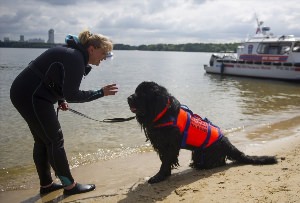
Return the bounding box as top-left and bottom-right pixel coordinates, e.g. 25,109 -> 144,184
57,108 -> 135,123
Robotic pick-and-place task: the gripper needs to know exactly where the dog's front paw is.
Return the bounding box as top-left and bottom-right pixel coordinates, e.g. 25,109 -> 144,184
148,175 -> 165,184
148,172 -> 170,184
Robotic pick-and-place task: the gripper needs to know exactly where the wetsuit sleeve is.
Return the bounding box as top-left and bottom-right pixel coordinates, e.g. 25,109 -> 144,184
62,50 -> 104,103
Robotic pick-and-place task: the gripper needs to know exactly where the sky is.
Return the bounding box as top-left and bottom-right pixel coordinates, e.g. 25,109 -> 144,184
1,0 -> 299,45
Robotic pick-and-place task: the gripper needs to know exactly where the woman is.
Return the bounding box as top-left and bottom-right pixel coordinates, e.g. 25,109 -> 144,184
10,30 -> 118,196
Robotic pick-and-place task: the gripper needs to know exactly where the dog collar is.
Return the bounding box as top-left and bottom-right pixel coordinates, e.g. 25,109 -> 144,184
153,98 -> 171,123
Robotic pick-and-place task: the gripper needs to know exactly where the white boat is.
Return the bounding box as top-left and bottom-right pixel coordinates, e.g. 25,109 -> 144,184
204,18 -> 300,81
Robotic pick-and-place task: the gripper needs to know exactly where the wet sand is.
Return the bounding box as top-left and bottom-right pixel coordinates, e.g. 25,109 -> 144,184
1,128 -> 300,202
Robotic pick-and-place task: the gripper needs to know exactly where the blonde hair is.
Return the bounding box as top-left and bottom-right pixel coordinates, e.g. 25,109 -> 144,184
78,30 -> 113,53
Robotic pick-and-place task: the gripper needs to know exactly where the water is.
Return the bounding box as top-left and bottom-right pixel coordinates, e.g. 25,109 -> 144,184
0,48 -> 300,190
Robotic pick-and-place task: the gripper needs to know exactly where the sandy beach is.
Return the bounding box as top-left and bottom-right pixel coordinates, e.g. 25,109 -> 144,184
1,131 -> 300,202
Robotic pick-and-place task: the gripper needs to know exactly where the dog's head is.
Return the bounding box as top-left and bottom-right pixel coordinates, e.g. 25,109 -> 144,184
128,81 -> 178,127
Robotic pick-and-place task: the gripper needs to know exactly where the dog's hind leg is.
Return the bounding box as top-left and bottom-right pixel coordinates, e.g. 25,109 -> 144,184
191,142 -> 226,169
221,137 -> 277,165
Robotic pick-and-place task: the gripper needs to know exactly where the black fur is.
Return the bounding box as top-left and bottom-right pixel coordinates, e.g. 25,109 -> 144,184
128,81 -> 277,184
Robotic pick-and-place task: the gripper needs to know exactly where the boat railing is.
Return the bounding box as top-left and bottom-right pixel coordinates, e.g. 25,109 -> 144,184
272,62 -> 281,66
214,59 -> 300,68
263,61 -> 271,65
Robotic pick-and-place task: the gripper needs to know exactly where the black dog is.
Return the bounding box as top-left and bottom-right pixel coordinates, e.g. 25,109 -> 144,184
128,81 -> 277,184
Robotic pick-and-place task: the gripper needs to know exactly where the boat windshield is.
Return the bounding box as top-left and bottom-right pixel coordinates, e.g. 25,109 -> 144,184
292,41 -> 300,52
257,42 -> 292,55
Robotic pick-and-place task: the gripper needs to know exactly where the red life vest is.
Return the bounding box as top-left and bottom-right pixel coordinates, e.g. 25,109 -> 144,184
177,108 -> 223,149
154,103 -> 223,149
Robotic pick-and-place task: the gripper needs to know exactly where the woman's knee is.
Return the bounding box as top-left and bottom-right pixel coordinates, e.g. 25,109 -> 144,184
51,128 -> 65,148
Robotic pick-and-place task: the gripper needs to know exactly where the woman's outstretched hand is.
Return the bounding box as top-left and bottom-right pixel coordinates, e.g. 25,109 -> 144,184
102,84 -> 118,96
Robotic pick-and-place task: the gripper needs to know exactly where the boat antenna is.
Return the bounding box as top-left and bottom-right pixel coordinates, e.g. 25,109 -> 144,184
255,15 -> 263,34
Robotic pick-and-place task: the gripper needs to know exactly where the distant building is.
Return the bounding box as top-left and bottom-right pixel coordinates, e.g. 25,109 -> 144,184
20,35 -> 25,42
27,38 -> 45,43
47,29 -> 54,44
4,37 -> 9,42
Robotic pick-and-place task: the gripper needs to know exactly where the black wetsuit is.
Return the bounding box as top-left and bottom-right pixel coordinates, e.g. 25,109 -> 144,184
10,38 -> 103,186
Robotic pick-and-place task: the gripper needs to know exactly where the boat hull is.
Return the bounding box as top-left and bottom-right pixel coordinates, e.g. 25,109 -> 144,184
204,60 -> 300,81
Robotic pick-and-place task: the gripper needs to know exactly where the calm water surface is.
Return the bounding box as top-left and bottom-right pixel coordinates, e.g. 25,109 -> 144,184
0,48 -> 299,190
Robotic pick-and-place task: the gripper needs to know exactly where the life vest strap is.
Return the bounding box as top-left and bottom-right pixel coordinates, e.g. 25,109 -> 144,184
154,121 -> 174,128
202,125 -> 211,148
180,111 -> 191,148
153,98 -> 171,122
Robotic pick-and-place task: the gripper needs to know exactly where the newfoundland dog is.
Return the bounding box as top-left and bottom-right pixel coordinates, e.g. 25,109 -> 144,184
128,81 -> 277,184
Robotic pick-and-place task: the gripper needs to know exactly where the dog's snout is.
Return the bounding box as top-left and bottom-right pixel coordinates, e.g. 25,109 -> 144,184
127,95 -> 134,103
128,94 -> 137,108
128,94 -> 137,113
128,93 -> 137,103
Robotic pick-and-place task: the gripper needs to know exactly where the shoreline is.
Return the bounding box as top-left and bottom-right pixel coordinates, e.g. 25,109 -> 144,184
1,131 -> 300,203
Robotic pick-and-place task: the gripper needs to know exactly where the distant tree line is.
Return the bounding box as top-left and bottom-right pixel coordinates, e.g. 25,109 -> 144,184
0,41 -> 59,48
114,43 -> 239,53
0,41 -> 239,53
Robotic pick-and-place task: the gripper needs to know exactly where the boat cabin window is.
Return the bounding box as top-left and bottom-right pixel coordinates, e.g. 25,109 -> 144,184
257,42 -> 292,55
292,41 -> 300,52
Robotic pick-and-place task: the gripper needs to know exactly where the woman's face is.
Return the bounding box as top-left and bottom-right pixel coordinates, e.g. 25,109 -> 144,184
87,46 -> 107,66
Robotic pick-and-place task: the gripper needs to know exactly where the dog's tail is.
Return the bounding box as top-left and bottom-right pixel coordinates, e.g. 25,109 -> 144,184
237,155 -> 277,165
222,137 -> 277,165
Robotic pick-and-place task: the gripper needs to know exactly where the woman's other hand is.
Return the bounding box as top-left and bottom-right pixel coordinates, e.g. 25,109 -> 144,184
58,101 -> 69,111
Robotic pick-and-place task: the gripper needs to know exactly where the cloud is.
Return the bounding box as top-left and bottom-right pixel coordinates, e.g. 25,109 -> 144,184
0,0 -> 299,45
35,0 -> 81,6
